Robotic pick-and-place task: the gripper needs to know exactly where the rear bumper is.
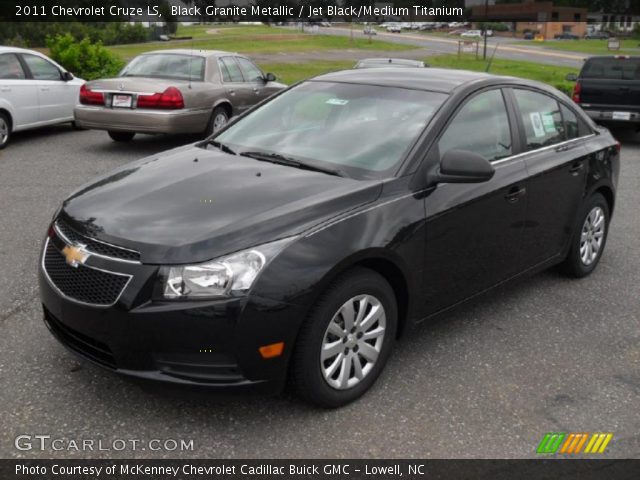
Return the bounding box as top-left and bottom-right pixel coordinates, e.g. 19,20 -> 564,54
583,108 -> 640,123
74,105 -> 211,134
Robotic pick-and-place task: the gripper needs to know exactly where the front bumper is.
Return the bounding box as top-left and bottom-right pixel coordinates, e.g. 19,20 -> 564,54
38,233 -> 303,393
74,105 -> 211,134
583,108 -> 640,123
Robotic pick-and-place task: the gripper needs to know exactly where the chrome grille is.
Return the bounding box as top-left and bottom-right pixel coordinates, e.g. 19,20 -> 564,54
43,240 -> 131,307
55,219 -> 140,263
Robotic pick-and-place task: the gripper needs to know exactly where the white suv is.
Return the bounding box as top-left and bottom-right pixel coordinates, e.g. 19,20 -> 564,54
0,47 -> 85,149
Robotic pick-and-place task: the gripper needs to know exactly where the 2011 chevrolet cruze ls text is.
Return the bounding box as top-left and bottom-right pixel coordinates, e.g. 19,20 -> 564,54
39,68 -> 619,407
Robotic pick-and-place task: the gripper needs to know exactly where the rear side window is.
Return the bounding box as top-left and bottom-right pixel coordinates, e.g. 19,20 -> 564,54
219,57 -> 244,82
438,89 -> 512,163
581,58 -> 640,80
22,54 -> 61,81
560,104 -> 580,139
513,89 -> 564,150
0,53 -> 26,79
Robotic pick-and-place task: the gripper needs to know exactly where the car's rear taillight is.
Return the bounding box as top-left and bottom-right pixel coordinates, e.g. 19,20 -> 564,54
572,80 -> 582,104
79,84 -> 104,106
615,141 -> 621,153
137,87 -> 184,109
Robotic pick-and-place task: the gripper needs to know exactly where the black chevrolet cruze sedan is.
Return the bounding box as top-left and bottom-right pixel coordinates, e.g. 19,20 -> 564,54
39,68 -> 619,407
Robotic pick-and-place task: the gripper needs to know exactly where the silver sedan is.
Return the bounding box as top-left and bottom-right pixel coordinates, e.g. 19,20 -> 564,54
74,49 -> 286,142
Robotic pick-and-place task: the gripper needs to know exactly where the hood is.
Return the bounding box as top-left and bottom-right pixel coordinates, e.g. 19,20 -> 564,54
60,145 -> 381,264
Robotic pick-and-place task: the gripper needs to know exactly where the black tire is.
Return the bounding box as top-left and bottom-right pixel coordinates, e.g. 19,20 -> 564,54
292,268 -> 397,408
71,121 -> 87,131
108,131 -> 135,142
560,193 -> 610,278
205,106 -> 229,136
0,112 -> 11,150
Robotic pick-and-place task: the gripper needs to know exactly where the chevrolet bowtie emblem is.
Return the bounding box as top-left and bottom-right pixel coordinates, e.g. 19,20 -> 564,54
62,244 -> 89,268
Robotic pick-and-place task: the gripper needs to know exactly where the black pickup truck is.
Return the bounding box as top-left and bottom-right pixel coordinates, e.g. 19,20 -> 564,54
568,56 -> 640,124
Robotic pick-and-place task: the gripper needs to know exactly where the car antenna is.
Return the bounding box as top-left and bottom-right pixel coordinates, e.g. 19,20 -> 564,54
188,38 -> 194,89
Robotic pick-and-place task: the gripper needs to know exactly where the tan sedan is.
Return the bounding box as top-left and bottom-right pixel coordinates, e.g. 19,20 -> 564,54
74,49 -> 286,142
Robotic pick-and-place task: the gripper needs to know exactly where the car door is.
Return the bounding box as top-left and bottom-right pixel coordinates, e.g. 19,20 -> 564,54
508,88 -> 588,268
21,53 -> 75,123
235,56 -> 273,103
0,52 -> 38,128
422,88 -> 528,315
217,56 -> 253,115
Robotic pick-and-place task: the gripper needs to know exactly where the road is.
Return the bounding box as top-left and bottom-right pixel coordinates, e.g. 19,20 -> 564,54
308,26 -> 586,68
0,125 -> 639,459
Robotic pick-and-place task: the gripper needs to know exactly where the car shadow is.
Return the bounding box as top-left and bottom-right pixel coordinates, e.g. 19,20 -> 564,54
88,132 -> 203,156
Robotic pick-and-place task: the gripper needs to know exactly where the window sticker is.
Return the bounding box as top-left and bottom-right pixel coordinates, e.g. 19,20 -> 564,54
326,98 -> 349,106
541,112 -> 557,133
530,112 -> 546,138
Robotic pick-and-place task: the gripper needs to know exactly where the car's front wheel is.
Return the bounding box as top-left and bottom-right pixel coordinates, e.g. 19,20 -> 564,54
292,268 -> 397,408
0,112 -> 11,149
108,131 -> 135,142
561,192 -> 610,278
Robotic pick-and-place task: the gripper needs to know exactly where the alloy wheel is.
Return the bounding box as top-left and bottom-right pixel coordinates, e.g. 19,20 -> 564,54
0,117 -> 8,146
580,206 -> 605,266
320,294 -> 386,390
213,113 -> 228,131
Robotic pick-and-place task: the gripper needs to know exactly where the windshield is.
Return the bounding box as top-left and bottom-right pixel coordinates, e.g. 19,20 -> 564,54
215,81 -> 446,179
581,58 -> 640,80
120,54 -> 205,81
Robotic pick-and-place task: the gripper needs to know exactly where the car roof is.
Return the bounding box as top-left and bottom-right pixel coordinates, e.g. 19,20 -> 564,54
140,49 -> 239,58
0,46 -> 43,55
356,58 -> 425,67
311,67 -> 517,93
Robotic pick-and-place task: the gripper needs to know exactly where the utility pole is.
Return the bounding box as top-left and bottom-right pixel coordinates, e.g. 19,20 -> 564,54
483,0 -> 488,60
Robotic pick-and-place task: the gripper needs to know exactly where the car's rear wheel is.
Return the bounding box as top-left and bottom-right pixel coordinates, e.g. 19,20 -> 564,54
560,192 -> 610,278
205,106 -> 229,136
0,112 -> 11,149
292,268 -> 397,408
108,131 -> 135,142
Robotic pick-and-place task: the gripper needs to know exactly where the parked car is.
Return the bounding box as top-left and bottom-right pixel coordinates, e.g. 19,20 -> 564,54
567,55 -> 640,124
363,26 -> 377,36
74,49 -> 286,142
0,47 -> 85,149
584,31 -> 609,40
41,68 -> 619,407
354,58 -> 426,69
386,25 -> 401,33
554,32 -> 579,40
523,32 -> 535,40
461,30 -> 482,38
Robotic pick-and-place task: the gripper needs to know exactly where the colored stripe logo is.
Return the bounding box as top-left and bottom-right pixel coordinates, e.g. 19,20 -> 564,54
537,433 -> 613,454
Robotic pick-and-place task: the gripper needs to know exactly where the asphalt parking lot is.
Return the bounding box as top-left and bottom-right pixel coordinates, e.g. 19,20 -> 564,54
1,125 -> 639,459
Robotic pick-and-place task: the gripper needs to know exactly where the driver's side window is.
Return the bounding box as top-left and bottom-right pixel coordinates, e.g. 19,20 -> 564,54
438,89 -> 512,163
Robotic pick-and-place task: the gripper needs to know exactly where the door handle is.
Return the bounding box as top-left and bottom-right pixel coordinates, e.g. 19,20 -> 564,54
0,87 -> 10,92
555,144 -> 577,153
228,89 -> 235,95
40,87 -> 50,91
569,162 -> 584,175
504,186 -> 526,203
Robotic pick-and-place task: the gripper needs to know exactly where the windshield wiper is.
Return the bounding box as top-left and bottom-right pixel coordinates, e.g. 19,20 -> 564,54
239,151 -> 345,177
207,140 -> 236,155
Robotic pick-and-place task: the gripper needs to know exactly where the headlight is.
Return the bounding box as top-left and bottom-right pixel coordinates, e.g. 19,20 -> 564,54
160,237 -> 295,300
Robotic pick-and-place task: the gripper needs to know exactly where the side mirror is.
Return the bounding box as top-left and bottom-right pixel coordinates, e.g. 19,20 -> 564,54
62,71 -> 74,81
264,72 -> 276,82
437,150 -> 495,184
565,73 -> 578,82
